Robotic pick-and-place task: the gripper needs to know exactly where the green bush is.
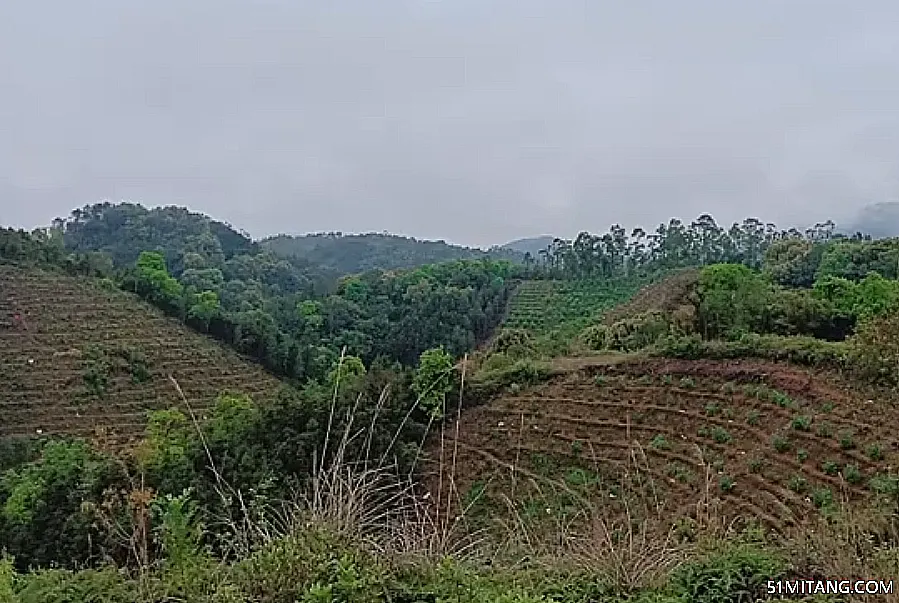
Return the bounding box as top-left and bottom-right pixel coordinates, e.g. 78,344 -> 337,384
578,324 -> 609,350
604,312 -> 671,352
670,546 -> 785,603
657,333 -> 848,368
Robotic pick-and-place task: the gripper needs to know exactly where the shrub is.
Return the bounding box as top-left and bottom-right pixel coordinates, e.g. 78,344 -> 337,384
604,312 -> 671,352
746,410 -> 761,426
578,324 -> 609,351
812,487 -> 834,510
491,328 -> 536,358
788,474 -> 808,493
657,333 -> 849,369
838,431 -> 856,450
842,464 -> 863,485
866,444 -> 884,461
650,435 -> 670,450
790,416 -> 812,431
711,427 -> 732,444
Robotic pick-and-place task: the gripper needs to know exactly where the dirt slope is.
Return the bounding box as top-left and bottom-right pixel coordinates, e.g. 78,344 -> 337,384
601,268 -> 699,325
428,357 -> 899,536
0,266 -> 286,444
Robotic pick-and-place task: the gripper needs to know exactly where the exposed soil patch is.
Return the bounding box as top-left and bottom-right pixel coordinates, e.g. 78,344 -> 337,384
601,269 -> 699,325
0,266 -> 286,446
424,356 -> 899,538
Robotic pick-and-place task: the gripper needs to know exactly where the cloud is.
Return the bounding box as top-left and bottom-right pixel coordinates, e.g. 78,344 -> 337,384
2,0 -> 898,246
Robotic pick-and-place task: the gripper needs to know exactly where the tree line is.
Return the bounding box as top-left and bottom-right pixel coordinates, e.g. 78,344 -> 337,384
529,215 -> 869,279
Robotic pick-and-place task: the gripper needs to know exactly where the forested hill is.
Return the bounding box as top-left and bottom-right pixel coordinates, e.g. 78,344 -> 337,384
58,202 -> 524,290
261,232 -> 523,274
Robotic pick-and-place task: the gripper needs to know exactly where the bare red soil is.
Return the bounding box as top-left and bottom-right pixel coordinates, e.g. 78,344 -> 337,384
426,357 -> 899,535
0,266 -> 286,445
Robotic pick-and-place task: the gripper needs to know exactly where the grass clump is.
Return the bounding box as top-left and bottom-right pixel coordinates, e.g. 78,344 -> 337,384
788,474 -> 808,494
710,427 -> 732,445
842,463 -> 863,485
745,410 -> 761,426
650,435 -> 670,451
866,443 -> 884,461
790,416 -> 812,432
670,545 -> 785,603
821,460 -> 839,476
772,436 -> 791,453
838,431 -> 856,450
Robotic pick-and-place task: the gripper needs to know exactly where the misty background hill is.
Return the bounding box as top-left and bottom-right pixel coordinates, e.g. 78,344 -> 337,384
261,232 -> 523,275
845,201 -> 899,239
497,235 -> 558,256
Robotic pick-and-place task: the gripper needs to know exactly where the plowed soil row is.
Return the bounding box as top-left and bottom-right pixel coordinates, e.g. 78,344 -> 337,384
425,357 -> 899,535
0,266 -> 286,445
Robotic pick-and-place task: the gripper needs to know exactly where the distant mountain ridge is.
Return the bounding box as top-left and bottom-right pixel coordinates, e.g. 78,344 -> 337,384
262,231 -> 523,275
498,235 -> 557,256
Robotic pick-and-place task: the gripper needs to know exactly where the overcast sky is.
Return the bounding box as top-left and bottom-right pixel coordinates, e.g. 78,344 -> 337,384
2,1 -> 898,247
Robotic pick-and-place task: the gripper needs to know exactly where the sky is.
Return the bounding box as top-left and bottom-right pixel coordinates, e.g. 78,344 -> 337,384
2,1 -> 899,248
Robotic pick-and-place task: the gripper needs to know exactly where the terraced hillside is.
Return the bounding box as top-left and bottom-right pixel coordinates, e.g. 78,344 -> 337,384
503,279 -> 645,339
430,358 -> 899,536
0,266 -> 286,444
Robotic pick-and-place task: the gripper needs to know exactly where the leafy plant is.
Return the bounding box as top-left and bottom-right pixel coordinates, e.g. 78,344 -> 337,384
790,416 -> 812,431
788,475 -> 808,493
821,460 -> 839,476
842,463 -> 863,485
866,443 -> 884,461
650,435 -> 670,450
772,436 -> 791,453
719,475 -> 735,493
838,430 -> 856,450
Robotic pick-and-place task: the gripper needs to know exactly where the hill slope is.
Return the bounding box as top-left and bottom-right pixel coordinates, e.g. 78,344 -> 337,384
432,357 -> 898,536
0,265 -> 287,443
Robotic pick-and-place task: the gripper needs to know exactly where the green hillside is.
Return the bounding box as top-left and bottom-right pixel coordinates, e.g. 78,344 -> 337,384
5,207 -> 899,601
